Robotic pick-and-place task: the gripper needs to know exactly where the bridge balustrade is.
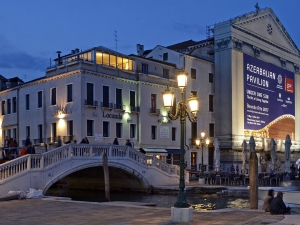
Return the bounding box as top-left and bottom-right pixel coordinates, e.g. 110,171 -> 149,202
0,144 -> 184,184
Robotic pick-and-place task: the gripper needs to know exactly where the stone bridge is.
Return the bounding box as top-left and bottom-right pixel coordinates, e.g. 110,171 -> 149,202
0,144 -> 187,197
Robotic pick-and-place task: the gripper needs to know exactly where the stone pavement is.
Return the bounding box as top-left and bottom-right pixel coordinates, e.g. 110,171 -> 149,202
1,198 -> 299,225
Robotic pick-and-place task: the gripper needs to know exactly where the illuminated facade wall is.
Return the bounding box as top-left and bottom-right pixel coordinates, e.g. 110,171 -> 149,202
214,8 -> 300,152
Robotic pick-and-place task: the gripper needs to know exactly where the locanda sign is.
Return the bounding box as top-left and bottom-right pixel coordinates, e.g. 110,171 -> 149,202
102,111 -> 122,119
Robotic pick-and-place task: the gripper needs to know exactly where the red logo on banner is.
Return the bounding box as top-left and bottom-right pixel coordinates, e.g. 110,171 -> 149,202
285,76 -> 294,93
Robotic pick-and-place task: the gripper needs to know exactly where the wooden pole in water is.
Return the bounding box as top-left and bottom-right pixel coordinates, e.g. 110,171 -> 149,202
103,153 -> 110,202
249,136 -> 258,209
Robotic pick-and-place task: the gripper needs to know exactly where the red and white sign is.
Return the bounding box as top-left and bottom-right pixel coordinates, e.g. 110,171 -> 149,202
285,76 -> 294,93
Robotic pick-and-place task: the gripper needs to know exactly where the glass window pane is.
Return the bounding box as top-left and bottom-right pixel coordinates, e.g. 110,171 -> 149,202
96,51 -> 103,64
128,60 -> 133,70
109,55 -> 116,67
117,57 -> 123,69
103,53 -> 109,66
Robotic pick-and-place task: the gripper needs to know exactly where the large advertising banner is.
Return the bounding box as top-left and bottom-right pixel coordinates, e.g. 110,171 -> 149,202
244,54 -> 295,138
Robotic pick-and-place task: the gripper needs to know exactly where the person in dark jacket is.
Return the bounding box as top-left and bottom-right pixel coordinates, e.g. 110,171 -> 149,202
26,142 -> 34,154
113,138 -> 119,145
126,139 -> 132,147
80,137 -> 89,144
25,136 -> 30,147
269,191 -> 291,214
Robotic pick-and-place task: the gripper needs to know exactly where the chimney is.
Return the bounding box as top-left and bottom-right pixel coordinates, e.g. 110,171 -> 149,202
136,44 -> 144,56
57,51 -> 62,65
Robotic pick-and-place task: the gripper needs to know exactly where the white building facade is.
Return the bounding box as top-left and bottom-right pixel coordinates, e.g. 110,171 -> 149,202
1,6 -> 300,173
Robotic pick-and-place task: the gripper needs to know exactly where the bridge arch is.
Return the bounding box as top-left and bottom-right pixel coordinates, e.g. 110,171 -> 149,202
42,161 -> 150,194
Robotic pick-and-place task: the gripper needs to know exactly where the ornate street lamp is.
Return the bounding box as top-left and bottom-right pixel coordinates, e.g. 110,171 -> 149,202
195,132 -> 210,179
162,71 -> 199,208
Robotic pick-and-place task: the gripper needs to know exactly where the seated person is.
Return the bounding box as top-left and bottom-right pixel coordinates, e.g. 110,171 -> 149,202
263,189 -> 274,212
269,191 -> 291,214
20,146 -> 27,156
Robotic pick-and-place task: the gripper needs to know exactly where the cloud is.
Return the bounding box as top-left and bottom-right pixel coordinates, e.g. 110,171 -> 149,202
0,51 -> 47,71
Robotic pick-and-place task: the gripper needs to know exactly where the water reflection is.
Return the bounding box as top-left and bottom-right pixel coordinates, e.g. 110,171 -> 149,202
46,188 -> 250,210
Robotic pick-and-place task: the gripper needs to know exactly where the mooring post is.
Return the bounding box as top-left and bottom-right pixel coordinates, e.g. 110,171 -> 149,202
249,136 -> 258,209
103,153 -> 110,202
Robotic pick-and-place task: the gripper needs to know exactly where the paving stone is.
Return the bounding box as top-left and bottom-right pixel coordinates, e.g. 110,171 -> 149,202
0,199 -> 296,225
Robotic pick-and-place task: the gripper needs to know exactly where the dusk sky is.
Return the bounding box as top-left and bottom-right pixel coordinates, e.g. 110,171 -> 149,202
1,0 -> 300,82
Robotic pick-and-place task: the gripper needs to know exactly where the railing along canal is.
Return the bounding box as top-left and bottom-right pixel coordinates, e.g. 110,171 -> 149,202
0,144 -> 180,181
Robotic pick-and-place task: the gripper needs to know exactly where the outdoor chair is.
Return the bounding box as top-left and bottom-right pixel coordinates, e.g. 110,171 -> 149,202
204,173 -> 212,185
234,175 -> 242,185
221,173 -> 230,185
260,173 -> 270,185
270,173 -> 280,186
244,174 -> 249,185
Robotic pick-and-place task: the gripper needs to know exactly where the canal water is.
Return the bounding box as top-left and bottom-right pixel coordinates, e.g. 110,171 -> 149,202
46,188 -> 250,210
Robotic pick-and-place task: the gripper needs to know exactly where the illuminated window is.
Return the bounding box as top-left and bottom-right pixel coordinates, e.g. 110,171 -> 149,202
117,56 -> 123,69
103,53 -> 109,66
96,51 -> 103,64
123,58 -> 132,70
109,55 -> 116,67
83,51 -> 92,61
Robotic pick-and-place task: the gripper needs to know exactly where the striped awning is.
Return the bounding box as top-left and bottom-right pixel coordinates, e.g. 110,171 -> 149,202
142,148 -> 168,154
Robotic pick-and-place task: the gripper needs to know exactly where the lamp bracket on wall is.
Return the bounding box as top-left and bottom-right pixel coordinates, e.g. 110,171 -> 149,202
158,116 -> 172,124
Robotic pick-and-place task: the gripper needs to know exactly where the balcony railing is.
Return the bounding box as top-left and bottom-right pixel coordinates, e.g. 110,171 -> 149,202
149,108 -> 160,116
20,135 -> 75,147
114,104 -> 125,111
130,106 -> 140,113
85,100 -> 98,108
101,102 -> 114,109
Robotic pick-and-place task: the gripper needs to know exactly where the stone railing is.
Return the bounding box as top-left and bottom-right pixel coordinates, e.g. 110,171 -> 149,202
0,144 -> 182,181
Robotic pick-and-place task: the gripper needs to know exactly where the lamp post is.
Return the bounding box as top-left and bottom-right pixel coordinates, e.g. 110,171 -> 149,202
195,132 -> 210,179
162,72 -> 199,209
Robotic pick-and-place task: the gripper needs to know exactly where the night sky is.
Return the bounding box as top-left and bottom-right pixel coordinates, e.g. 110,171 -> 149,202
1,0 -> 299,81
